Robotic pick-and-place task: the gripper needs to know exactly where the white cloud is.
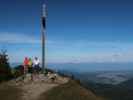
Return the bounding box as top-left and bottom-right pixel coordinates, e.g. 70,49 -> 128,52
46,52 -> 133,63
46,40 -> 133,63
0,32 -> 40,44
0,32 -> 56,46
0,32 -> 133,63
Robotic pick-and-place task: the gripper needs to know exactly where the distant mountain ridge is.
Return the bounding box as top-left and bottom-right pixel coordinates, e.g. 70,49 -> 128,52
80,77 -> 133,100
57,70 -> 133,100
119,78 -> 133,90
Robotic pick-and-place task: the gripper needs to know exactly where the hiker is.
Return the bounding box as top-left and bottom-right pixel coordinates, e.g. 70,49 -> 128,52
28,58 -> 33,80
23,57 -> 29,79
33,57 -> 40,74
28,58 -> 33,73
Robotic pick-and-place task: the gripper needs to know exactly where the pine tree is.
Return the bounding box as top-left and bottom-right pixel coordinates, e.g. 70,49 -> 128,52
0,50 -> 12,82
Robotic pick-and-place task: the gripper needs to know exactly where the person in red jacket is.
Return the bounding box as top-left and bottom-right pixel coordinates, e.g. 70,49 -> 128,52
23,57 -> 29,76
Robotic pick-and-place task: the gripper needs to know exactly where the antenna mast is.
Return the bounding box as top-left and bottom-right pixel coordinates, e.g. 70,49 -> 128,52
41,3 -> 47,73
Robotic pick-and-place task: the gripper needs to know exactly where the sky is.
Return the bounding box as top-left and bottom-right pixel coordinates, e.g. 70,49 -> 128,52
0,0 -> 133,63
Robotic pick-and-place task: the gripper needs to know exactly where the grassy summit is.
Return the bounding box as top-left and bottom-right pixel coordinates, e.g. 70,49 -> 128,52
0,83 -> 22,100
0,77 -> 105,100
39,80 -> 104,100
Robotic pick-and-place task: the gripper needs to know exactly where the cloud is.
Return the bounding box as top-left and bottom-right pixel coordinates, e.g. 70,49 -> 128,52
46,39 -> 133,49
46,52 -> 133,63
0,32 -> 40,44
0,32 -> 132,48
0,32 -> 133,63
0,32 -> 56,46
46,40 -> 133,63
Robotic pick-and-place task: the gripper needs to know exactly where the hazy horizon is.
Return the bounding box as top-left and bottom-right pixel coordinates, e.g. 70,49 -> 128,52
10,62 -> 133,73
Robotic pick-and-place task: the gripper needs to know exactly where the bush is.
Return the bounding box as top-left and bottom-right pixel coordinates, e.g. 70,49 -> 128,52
13,65 -> 24,78
0,50 -> 12,82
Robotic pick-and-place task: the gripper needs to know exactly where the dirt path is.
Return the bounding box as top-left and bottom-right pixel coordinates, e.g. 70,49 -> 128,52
8,74 -> 69,100
21,82 -> 58,100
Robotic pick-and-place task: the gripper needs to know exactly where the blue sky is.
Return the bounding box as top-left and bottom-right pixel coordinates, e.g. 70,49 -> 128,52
0,0 -> 133,63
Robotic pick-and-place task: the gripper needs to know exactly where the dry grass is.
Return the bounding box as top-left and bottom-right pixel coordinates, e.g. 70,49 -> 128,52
0,83 -> 22,100
39,80 -> 104,100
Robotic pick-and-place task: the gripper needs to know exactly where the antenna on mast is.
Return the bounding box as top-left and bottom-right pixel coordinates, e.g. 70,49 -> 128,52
41,2 -> 47,73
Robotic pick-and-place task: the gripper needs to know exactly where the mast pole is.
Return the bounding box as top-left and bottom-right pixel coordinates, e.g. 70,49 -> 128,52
41,3 -> 47,73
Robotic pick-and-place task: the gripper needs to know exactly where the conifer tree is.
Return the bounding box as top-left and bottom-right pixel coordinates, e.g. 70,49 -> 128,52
0,50 -> 12,82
